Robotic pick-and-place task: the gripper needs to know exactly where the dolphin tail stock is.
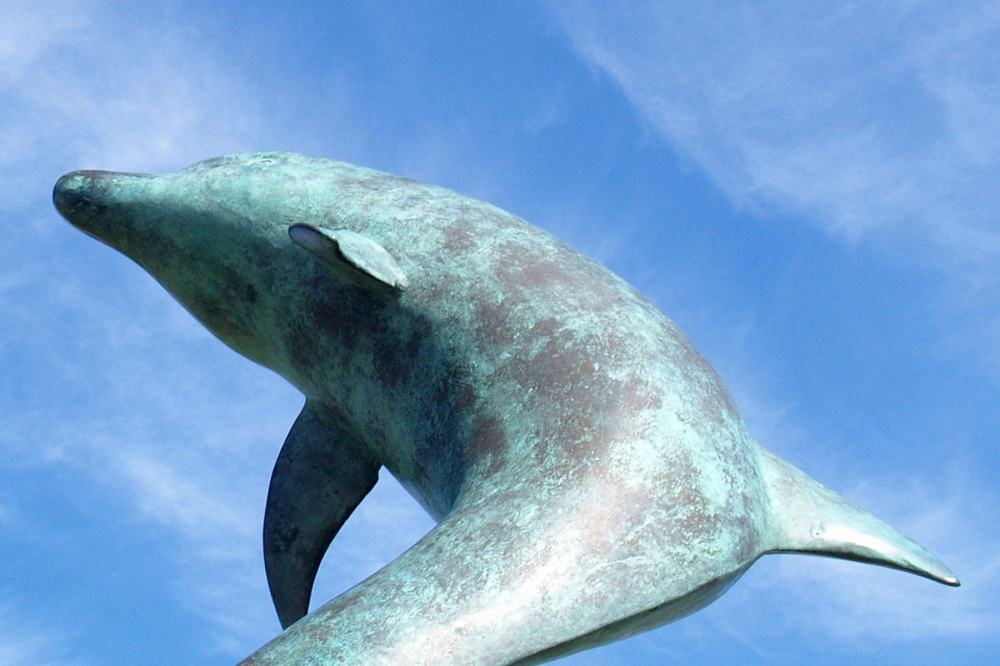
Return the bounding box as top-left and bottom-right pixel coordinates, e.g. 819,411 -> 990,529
757,443 -> 959,586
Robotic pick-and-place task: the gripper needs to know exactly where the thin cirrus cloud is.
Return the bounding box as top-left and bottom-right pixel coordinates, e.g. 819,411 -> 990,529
550,0 -> 1000,255
0,0 -> 262,210
0,607 -> 76,666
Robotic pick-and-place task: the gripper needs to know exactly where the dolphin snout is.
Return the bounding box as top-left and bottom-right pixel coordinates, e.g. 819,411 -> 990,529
53,170 -> 114,229
53,170 -> 157,248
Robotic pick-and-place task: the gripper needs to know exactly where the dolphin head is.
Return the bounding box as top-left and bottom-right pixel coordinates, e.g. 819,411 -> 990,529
53,162 -> 285,366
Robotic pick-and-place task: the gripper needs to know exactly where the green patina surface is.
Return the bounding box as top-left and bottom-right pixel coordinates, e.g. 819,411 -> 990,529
53,153 -> 958,666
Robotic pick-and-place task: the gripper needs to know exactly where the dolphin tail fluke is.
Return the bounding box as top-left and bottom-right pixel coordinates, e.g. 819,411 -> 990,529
757,443 -> 959,586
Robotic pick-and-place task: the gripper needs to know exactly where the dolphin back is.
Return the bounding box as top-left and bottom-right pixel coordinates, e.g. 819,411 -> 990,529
757,444 -> 959,585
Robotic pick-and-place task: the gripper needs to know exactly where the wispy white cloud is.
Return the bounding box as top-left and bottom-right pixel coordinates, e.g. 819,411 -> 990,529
550,1 -> 1000,247
0,0 -> 87,82
0,607 -> 79,666
0,0 -> 262,211
0,264 -> 295,653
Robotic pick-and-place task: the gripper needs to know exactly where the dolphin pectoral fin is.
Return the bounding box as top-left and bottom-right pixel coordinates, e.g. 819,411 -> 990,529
264,401 -> 381,629
289,223 -> 409,290
757,443 -> 959,586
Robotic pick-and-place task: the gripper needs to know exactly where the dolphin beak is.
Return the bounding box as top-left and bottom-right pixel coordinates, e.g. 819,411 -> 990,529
54,170 -> 118,241
53,169 -> 159,252
54,170 -> 106,222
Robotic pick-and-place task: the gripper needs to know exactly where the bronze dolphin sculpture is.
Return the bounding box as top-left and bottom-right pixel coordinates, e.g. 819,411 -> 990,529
53,152 -> 958,665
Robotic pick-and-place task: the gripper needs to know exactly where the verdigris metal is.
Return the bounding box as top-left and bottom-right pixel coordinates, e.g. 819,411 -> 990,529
52,152 -> 959,666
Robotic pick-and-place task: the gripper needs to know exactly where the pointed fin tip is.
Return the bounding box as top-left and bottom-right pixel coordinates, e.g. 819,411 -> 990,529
804,520 -> 961,587
939,572 -> 962,587
757,444 -> 959,587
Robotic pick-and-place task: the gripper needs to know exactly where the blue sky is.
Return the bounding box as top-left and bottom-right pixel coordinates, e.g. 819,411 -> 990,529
2,1 -> 998,664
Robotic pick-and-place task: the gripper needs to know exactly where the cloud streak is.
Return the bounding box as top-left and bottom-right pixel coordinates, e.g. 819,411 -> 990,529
0,607 -> 78,666
550,1 -> 1000,251
0,0 -> 262,211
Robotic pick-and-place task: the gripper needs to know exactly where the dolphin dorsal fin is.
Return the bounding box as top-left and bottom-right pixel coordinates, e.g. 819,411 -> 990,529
290,223 -> 409,291
757,443 -> 959,586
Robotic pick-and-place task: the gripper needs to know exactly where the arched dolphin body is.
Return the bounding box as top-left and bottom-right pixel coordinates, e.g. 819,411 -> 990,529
53,153 -> 958,666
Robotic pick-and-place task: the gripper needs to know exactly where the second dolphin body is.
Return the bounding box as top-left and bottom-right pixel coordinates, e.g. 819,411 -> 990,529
53,152 -> 958,666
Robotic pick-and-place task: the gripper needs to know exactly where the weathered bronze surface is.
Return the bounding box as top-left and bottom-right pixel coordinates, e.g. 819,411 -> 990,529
53,153 -> 958,665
